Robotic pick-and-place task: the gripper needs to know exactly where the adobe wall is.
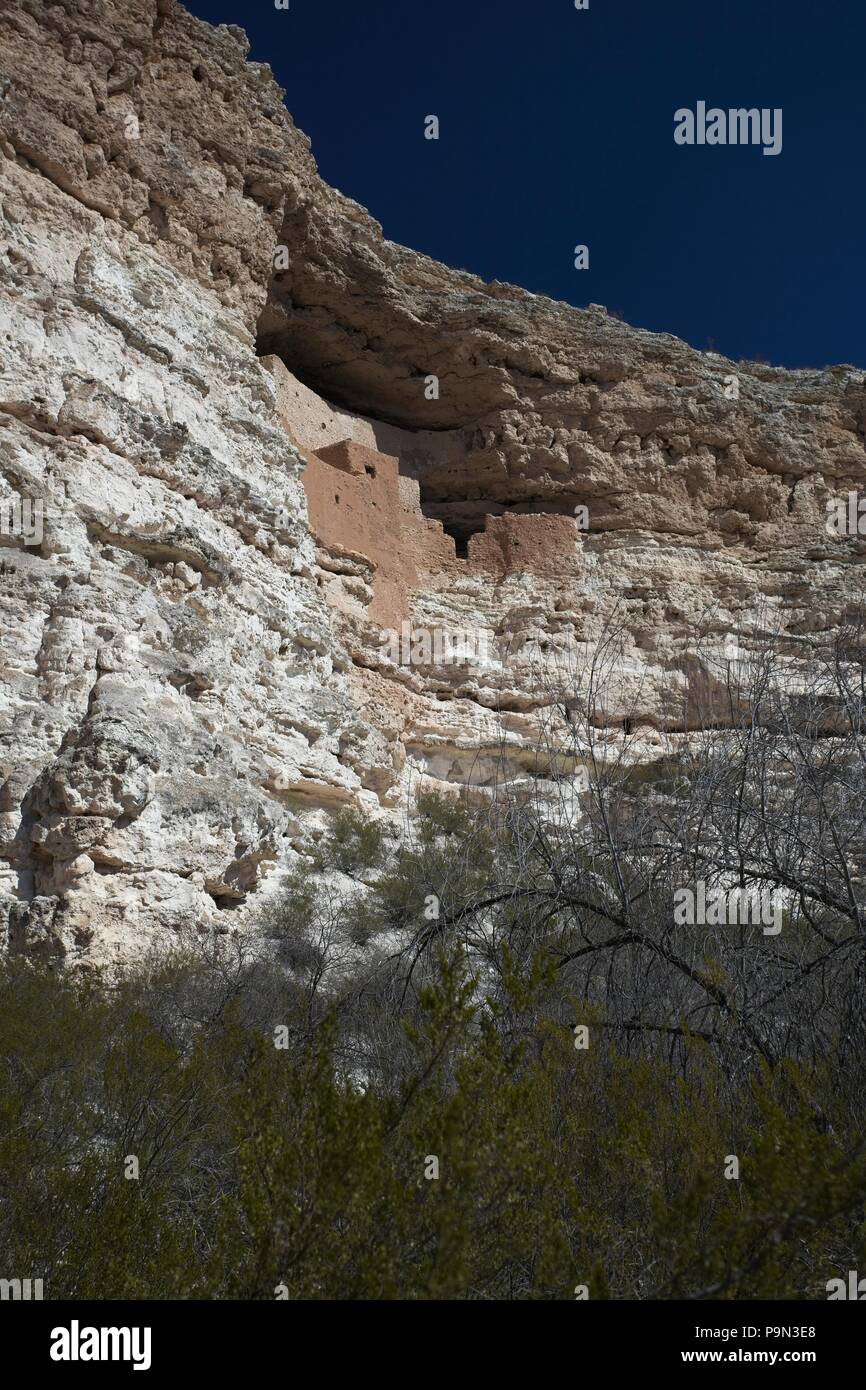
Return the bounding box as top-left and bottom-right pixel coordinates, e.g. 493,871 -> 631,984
300,440 -> 457,629
264,355 -> 365,453
265,356 -> 584,631
263,356 -> 466,477
467,513 -> 584,580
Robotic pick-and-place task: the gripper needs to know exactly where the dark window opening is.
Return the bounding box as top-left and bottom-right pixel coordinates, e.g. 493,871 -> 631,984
622,718 -> 633,735
365,464 -> 376,478
439,518 -> 476,559
334,494 -> 340,503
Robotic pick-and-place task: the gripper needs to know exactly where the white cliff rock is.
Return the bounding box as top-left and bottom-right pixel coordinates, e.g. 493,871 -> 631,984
1,0 -> 864,962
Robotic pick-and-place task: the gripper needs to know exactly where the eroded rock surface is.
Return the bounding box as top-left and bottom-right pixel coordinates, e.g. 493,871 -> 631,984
1,0 -> 865,961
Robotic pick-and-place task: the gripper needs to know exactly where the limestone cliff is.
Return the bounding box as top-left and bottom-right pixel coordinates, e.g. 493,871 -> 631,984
1,0 -> 864,962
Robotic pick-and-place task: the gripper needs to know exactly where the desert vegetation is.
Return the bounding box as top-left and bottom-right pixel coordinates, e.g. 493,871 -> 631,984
2,619 -> 866,1299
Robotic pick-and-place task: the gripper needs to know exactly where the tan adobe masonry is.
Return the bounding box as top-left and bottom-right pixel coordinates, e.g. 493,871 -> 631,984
265,356 -> 582,629
302,439 -> 455,629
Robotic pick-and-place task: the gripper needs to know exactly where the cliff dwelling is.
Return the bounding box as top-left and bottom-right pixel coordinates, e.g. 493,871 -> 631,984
265,356 -> 584,633
2,0 -> 860,966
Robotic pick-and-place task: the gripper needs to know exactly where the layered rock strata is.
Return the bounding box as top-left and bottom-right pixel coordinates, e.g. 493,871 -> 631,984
1,0 -> 864,960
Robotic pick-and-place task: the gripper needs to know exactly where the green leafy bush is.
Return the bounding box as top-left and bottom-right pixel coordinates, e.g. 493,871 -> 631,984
310,807 -> 387,877
1,934 -> 864,1300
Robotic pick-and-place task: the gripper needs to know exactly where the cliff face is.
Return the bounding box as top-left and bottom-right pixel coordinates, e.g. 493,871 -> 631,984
1,0 -> 864,963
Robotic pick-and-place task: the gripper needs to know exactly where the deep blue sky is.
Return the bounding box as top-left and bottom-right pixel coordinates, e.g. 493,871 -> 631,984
184,0 -> 865,369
